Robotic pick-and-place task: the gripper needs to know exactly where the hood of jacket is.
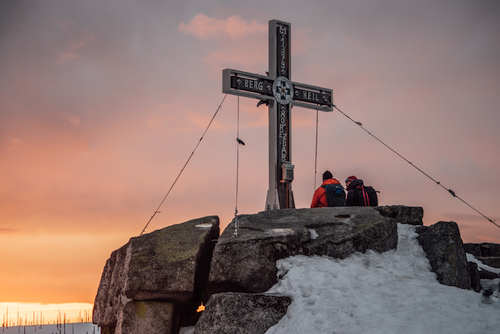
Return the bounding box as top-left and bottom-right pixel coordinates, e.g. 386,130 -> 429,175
346,178 -> 364,190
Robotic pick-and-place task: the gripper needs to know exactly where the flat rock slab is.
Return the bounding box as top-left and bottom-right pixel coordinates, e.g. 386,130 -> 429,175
477,257 -> 500,269
463,243 -> 500,258
194,292 -> 292,334
93,216 -> 219,327
208,207 -> 398,294
479,269 -> 500,279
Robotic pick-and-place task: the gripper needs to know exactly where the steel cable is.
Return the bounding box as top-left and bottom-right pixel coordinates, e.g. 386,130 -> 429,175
333,104 -> 498,229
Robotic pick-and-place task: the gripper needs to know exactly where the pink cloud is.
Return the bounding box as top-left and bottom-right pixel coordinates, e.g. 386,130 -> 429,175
179,15 -> 312,73
178,14 -> 266,40
54,18 -> 95,63
186,111 -> 228,131
178,15 -> 268,72
473,235 -> 500,244
203,48 -> 267,73
56,52 -> 78,63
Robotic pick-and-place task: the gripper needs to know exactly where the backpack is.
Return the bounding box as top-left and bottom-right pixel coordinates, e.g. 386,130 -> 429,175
355,186 -> 378,206
322,183 -> 346,207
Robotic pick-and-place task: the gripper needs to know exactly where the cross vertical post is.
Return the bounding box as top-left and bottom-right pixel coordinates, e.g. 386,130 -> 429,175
222,19 -> 333,211
267,20 -> 293,210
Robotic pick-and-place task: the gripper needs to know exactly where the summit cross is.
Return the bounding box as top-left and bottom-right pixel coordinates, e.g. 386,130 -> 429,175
222,19 -> 333,210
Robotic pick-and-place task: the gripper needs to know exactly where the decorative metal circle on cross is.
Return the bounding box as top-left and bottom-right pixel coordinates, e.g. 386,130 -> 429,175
273,76 -> 294,105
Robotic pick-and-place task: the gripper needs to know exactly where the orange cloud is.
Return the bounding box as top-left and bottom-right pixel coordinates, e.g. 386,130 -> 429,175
0,228 -> 17,235
0,234 -> 130,304
5,137 -> 21,150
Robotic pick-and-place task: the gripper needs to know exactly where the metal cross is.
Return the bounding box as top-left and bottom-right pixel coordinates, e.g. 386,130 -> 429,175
223,19 -> 333,210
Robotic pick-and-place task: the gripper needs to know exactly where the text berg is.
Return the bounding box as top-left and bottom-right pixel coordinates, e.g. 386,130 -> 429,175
244,79 -> 264,91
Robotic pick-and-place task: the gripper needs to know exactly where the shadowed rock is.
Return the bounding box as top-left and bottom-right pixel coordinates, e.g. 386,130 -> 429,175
92,242 -> 133,329
375,205 -> 424,225
476,257 -> 500,269
93,216 -> 219,330
121,301 -> 174,334
479,269 -> 500,280
468,262 -> 481,293
463,243 -> 500,258
125,216 -> 219,302
208,207 -> 398,294
416,221 -> 471,290
194,292 -> 292,334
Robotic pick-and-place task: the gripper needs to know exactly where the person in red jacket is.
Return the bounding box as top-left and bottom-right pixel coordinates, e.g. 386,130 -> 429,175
311,170 -> 342,208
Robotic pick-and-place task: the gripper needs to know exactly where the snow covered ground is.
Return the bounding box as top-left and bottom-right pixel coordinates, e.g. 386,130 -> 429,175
182,223 -> 500,334
0,323 -> 99,334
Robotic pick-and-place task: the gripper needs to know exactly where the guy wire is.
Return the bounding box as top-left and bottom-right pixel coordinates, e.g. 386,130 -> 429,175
139,94 -> 228,236
314,108 -> 319,190
332,105 -> 499,229
236,92 -> 240,215
234,91 -> 241,237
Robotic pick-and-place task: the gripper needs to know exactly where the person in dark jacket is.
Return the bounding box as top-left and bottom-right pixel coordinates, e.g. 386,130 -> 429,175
345,175 -> 378,206
345,176 -> 364,206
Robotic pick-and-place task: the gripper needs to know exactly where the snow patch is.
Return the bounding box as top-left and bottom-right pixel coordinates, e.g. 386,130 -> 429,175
195,224 -> 212,228
265,224 -> 500,334
268,228 -> 296,237
309,229 -> 318,239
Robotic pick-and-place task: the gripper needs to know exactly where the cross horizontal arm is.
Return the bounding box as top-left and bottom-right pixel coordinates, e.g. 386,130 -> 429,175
292,82 -> 333,112
223,68 -> 333,111
222,69 -> 274,101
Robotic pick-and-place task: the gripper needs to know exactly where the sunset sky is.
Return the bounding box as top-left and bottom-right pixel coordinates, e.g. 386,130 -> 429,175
1,0 -> 499,320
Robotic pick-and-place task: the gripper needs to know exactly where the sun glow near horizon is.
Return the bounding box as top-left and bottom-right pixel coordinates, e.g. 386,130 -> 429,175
0,303 -> 93,327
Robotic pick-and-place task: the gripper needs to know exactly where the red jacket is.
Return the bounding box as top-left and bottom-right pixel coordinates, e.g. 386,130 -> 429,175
311,178 -> 341,208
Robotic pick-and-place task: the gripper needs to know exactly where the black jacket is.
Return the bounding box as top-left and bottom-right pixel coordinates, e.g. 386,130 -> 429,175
346,179 -> 364,206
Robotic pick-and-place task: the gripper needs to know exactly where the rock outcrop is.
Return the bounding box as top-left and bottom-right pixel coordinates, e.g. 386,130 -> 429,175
463,242 -> 500,258
375,205 -> 424,225
464,242 -> 500,292
416,221 -> 471,290
476,257 -> 500,269
463,242 -> 500,280
92,241 -> 132,332
121,301 -> 174,334
208,207 -> 398,294
194,293 -> 292,334
94,205 -> 479,334
93,216 -> 219,333
468,262 -> 481,293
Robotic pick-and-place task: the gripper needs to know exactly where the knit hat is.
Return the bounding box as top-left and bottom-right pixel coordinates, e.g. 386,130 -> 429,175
322,170 -> 333,180
345,175 -> 357,182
